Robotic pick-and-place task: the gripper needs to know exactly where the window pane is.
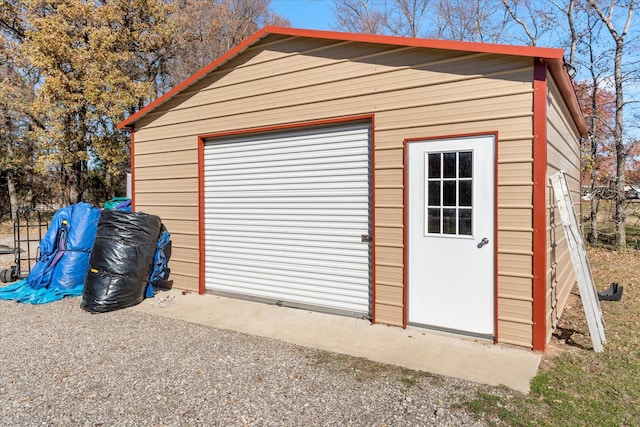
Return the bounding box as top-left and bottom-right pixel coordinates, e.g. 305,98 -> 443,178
443,180 -> 456,206
459,151 -> 472,178
459,180 -> 472,206
428,181 -> 440,206
443,208 -> 456,234
443,152 -> 456,178
428,208 -> 441,233
428,154 -> 441,179
459,209 -> 472,235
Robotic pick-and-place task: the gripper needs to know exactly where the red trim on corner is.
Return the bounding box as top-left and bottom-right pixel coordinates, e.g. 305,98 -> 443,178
532,60 -> 548,351
403,131 -> 499,339
130,129 -> 135,211
198,137 -> 206,295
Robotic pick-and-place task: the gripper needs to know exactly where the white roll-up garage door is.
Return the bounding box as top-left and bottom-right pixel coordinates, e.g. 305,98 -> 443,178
203,123 -> 371,315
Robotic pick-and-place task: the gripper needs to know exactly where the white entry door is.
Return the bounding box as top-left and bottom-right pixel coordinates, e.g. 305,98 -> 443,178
407,135 -> 495,337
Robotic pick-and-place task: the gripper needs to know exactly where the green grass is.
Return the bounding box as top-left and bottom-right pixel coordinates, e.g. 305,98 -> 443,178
460,247 -> 640,426
399,368 -> 418,387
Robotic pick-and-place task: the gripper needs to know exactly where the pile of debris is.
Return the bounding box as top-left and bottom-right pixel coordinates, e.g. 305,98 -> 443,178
0,201 -> 172,312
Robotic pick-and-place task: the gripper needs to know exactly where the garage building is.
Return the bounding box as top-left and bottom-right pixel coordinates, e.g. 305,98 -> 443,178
118,27 -> 587,351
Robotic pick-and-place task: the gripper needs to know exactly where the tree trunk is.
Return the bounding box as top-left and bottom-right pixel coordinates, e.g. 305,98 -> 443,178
587,61 -> 598,244
588,0 -> 634,248
3,115 -> 19,221
613,37 -> 626,248
614,145 -> 626,247
6,170 -> 18,222
589,177 -> 598,244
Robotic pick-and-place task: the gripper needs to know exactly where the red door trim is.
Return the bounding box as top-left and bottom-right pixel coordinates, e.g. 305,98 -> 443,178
403,131 -> 499,342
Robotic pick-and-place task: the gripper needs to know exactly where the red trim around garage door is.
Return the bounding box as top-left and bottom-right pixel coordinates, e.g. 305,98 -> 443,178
198,135 -> 206,294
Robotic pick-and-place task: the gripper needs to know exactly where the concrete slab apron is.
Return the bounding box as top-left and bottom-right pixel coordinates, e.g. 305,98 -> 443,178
131,289 -> 541,393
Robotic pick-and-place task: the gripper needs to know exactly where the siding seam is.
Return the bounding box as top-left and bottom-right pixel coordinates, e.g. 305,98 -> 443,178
375,223 -> 403,228
376,301 -> 404,308
498,158 -> 533,164
377,112 -> 533,132
498,271 -> 534,279
376,280 -> 403,287
498,249 -> 534,256
498,316 -> 533,325
376,243 -> 403,248
170,51 -> 498,105
498,294 -> 534,302
498,181 -> 533,186
143,84 -> 534,131
376,262 -> 404,268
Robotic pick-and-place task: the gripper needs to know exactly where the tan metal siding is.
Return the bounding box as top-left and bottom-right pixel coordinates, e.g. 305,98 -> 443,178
545,72 -> 581,342
134,159 -> 199,291
133,36 -> 536,344
133,163 -> 197,180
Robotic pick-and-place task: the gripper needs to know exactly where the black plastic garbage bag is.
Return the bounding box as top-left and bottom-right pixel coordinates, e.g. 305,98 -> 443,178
81,210 -> 161,313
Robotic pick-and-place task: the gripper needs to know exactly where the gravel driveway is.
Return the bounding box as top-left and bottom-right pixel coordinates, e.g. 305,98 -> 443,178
1,223 -> 494,426
0,295 -> 493,426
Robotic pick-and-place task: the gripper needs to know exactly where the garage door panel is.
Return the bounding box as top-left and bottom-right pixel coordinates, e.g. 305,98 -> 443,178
204,193 -> 368,203
205,257 -> 368,281
207,201 -> 368,211
206,219 -> 367,231
204,230 -> 367,250
208,274 -> 369,312
204,123 -> 371,315
207,245 -> 368,270
208,269 -> 368,295
205,130 -> 366,155
206,166 -> 369,182
205,148 -> 368,168
206,174 -> 369,187
206,224 -> 367,238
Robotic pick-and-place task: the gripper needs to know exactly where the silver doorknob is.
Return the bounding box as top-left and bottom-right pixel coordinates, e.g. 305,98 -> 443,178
477,237 -> 489,248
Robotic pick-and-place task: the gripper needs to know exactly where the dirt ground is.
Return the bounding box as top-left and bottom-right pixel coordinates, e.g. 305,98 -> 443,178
0,219 -> 48,278
0,222 -> 14,271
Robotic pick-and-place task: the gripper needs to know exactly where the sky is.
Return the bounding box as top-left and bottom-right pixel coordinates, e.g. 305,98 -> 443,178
268,0 -> 639,138
269,0 -> 334,30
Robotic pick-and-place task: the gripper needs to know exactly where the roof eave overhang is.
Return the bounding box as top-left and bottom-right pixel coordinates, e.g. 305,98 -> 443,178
544,57 -> 589,137
118,26 -> 587,136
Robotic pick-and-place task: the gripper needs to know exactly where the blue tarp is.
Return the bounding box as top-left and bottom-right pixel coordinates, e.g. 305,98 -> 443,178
146,227 -> 172,298
0,279 -> 83,304
0,202 -> 100,304
28,202 -> 101,290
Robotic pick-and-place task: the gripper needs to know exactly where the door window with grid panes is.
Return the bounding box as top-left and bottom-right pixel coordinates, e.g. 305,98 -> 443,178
425,151 -> 473,236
